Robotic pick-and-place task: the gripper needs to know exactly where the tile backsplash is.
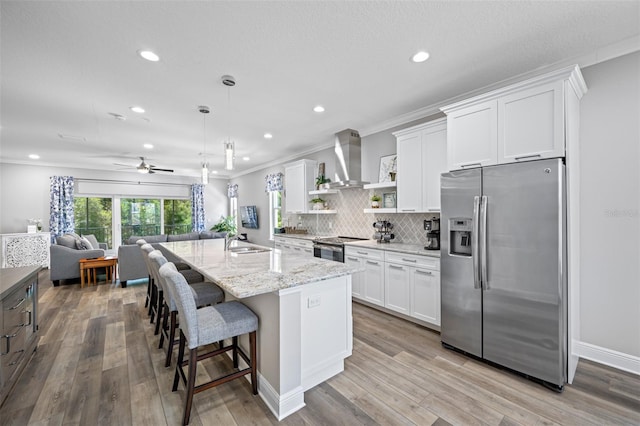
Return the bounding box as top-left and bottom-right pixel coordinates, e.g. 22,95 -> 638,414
283,189 -> 439,245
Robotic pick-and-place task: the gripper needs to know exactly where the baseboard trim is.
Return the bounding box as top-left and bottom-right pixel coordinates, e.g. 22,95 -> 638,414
574,341 -> 640,376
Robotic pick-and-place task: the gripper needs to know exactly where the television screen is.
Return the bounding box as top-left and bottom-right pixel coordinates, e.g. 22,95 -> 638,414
240,205 -> 259,229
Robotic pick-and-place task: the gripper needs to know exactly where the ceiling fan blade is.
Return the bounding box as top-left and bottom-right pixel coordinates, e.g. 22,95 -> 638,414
113,162 -> 134,167
150,167 -> 174,173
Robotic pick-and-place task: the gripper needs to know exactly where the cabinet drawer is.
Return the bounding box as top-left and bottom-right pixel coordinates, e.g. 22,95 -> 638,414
1,324 -> 25,383
385,252 -> 439,270
345,246 -> 384,261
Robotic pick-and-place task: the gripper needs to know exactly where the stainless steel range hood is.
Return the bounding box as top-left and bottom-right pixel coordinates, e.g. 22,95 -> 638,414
329,129 -> 369,189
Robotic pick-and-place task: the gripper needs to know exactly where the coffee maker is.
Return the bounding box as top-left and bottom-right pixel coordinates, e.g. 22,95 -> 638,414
424,217 -> 440,250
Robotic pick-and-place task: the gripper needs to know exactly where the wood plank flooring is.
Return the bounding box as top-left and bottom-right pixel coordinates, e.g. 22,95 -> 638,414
1,270 -> 638,425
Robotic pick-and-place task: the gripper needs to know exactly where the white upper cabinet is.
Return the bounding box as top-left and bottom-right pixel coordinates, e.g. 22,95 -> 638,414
284,159 -> 317,213
446,99 -> 497,170
442,65 -> 587,171
393,118 -> 447,212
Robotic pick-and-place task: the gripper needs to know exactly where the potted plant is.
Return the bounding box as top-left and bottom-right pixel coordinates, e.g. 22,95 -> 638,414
210,215 -> 237,237
370,194 -> 381,208
315,175 -> 331,190
310,197 -> 325,210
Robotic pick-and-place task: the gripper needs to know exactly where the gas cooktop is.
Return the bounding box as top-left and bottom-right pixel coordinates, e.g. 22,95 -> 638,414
315,236 -> 368,245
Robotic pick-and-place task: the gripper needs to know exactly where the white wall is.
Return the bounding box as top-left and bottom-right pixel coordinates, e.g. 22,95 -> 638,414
0,163 -> 229,242
580,52 -> 640,357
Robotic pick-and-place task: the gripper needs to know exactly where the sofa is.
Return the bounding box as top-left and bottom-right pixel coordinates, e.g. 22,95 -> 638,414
50,233 -> 116,286
117,231 -> 226,287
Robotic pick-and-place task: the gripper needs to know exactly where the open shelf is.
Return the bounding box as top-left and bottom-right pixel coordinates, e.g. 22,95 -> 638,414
304,210 -> 337,214
363,208 -> 397,214
363,181 -> 396,190
308,189 -> 339,195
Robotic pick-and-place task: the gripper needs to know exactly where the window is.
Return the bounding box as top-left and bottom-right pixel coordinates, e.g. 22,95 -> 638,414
164,199 -> 192,235
269,191 -> 282,240
74,197 -> 113,248
120,198 -> 161,243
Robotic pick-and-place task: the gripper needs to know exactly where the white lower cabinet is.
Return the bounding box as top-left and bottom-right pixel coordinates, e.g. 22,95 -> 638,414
347,246 -> 440,328
345,247 -> 385,307
274,236 -> 314,255
384,263 -> 411,315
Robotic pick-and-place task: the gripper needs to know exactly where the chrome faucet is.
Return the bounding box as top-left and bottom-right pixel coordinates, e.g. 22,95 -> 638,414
224,234 -> 239,251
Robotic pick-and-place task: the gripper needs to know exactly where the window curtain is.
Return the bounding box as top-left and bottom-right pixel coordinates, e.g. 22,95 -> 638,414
265,172 -> 283,192
49,176 -> 75,242
228,183 -> 238,198
191,184 -> 206,232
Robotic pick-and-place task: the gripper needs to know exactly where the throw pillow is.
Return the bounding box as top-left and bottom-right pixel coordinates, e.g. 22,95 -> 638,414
56,234 -> 77,249
82,234 -> 100,249
75,236 -> 93,250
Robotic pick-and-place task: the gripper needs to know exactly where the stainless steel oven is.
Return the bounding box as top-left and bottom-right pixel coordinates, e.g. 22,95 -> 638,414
313,237 -> 367,262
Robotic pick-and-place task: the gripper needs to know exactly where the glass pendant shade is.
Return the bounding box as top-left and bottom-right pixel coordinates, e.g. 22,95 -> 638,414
201,163 -> 209,184
225,141 -> 235,170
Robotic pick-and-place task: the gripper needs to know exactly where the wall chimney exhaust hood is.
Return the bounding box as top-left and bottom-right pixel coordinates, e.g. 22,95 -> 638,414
329,129 -> 369,189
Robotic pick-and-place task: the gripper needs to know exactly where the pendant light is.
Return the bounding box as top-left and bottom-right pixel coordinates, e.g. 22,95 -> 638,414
199,105 -> 210,184
222,75 -> 236,171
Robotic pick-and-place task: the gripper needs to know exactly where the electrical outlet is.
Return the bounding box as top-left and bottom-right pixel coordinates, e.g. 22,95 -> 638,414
328,222 -> 332,229
308,295 -> 321,308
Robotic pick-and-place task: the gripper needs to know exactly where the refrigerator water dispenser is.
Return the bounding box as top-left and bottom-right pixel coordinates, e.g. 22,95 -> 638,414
449,218 -> 472,256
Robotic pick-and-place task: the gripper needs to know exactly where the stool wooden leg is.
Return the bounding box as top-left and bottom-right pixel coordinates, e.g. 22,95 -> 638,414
232,336 -> 239,368
154,290 -> 164,335
250,331 -> 258,395
165,311 -> 177,367
182,348 -> 198,425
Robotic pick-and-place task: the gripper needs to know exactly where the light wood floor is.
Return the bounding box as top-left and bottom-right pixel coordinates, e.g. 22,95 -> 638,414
1,270 -> 638,425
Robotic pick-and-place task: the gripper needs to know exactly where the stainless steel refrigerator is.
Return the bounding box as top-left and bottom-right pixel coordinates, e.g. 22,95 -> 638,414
440,158 -> 567,390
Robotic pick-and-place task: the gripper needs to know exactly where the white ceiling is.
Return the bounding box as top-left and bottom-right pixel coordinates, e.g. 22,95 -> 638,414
1,1 -> 639,179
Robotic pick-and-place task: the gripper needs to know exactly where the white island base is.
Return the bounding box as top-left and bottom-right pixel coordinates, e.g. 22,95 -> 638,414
233,275 -> 352,420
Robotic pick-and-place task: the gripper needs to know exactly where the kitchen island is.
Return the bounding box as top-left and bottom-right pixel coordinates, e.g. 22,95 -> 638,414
160,238 -> 358,420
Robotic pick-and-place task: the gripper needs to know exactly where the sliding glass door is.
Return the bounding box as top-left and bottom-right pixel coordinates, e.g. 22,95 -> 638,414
74,197 -> 113,248
120,198 -> 161,243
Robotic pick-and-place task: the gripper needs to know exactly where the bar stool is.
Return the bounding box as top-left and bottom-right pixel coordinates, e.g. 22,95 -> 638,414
149,250 -> 224,367
159,263 -> 258,426
136,239 -> 152,309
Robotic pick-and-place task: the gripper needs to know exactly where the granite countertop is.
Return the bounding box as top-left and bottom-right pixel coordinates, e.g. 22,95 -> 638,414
344,240 -> 441,258
274,234 -> 336,241
160,239 -> 360,299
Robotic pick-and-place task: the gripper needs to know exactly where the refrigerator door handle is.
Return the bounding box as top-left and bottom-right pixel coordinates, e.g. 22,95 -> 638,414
472,196 -> 481,289
480,195 -> 489,289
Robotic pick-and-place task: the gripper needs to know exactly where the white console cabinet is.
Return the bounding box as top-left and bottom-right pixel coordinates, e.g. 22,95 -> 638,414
1,233 -> 50,268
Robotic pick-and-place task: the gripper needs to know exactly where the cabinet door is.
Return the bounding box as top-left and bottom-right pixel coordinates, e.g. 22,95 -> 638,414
363,259 -> 384,307
423,126 -> 447,212
284,163 -> 307,213
397,132 -> 423,212
384,263 -> 411,315
345,255 -> 363,300
447,99 -> 497,170
412,268 -> 440,325
498,80 -> 564,163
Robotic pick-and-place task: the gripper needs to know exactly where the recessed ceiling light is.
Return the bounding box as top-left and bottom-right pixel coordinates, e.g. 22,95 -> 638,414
138,50 -> 160,62
264,133 -> 273,139
130,106 -> 145,114
212,170 -> 218,174
411,51 -> 430,63
313,105 -> 325,113
242,157 -> 250,161
28,154 -> 40,160
57,133 -> 86,141
143,143 -> 153,149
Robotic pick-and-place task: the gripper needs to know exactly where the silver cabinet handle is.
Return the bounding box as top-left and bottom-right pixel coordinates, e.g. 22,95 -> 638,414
366,260 -> 379,266
401,258 -> 417,263
356,251 -> 369,255
515,154 -> 542,161
8,297 -> 26,310
472,196 -> 481,289
346,257 -> 358,261
416,270 -> 433,275
480,195 -> 489,290
400,209 -> 416,212
461,162 -> 482,168
388,264 -> 404,270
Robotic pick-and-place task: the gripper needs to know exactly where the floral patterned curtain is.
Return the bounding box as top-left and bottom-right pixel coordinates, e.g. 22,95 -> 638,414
191,184 -> 206,232
265,172 -> 283,192
227,183 -> 238,198
49,176 -> 75,242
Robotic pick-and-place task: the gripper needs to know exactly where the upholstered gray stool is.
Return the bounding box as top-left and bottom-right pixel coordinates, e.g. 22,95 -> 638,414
160,263 -> 258,426
136,239 -> 152,308
149,250 -> 224,367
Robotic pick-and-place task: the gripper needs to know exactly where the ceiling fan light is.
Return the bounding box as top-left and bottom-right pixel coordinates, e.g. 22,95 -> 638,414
137,167 -> 148,174
224,141 -> 235,171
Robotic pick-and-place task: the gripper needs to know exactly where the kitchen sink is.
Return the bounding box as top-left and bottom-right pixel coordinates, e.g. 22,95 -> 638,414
229,247 -> 271,254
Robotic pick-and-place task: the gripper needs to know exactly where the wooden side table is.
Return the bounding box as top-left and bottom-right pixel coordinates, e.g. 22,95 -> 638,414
79,256 -> 118,288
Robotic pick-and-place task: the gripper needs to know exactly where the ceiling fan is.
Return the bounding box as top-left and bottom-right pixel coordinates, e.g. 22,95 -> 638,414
114,156 -> 174,174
